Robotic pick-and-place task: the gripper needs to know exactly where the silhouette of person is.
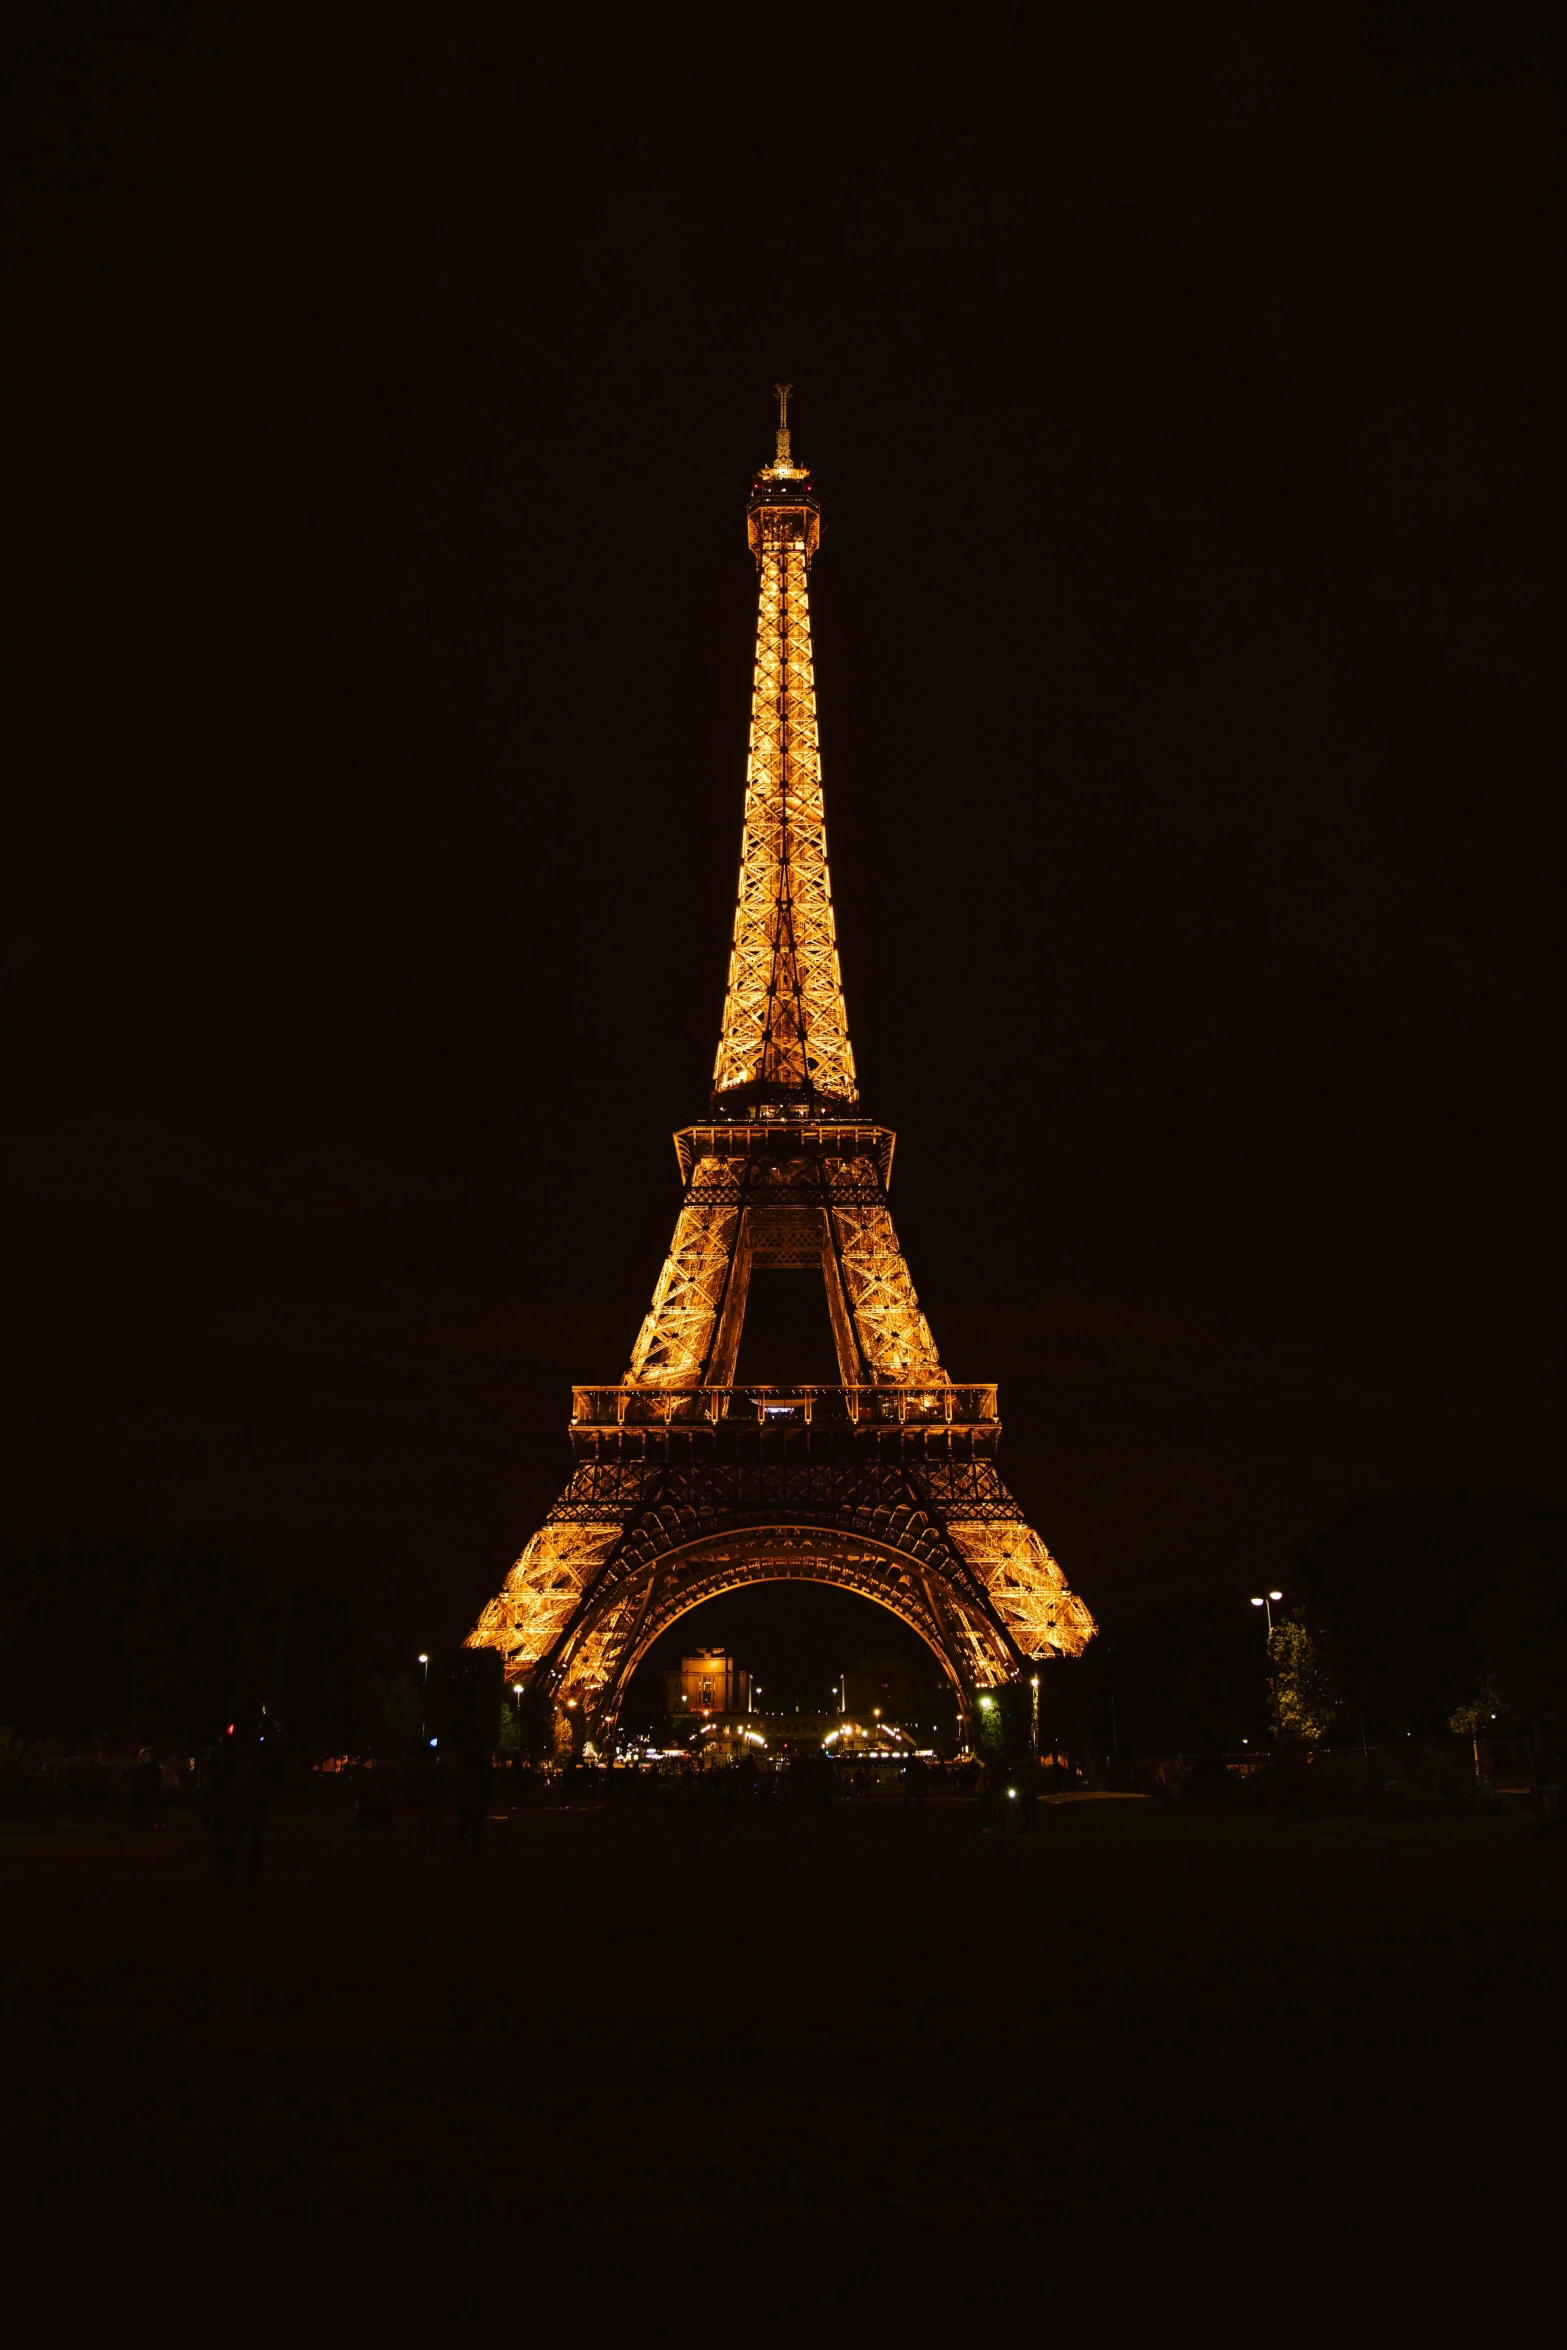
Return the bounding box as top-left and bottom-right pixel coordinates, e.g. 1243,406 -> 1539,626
209,1715 -> 277,1886
455,1744 -> 491,1857
129,1747 -> 163,1830
352,1760 -> 393,1830
412,1741 -> 447,1849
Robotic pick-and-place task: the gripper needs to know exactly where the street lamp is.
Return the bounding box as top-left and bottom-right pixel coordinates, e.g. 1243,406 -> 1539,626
417,1653 -> 430,1745
511,1681 -> 525,1767
1249,1592 -> 1284,1635
1030,1674 -> 1040,1756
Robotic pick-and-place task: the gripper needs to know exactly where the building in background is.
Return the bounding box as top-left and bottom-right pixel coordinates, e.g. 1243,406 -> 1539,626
663,1646 -> 750,1717
843,1650 -> 923,1726
843,1649 -> 957,1739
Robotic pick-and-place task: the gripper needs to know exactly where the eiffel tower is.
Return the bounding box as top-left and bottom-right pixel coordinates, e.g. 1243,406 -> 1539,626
468,388 -> 1095,1739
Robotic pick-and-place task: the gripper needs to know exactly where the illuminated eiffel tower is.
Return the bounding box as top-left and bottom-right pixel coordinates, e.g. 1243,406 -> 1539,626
468,389 -> 1094,1738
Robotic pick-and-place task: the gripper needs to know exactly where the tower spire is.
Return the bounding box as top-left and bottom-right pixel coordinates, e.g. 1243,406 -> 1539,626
712,391 -> 856,1106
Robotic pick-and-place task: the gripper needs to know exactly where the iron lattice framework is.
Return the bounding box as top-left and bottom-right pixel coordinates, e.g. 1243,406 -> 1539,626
468,391 -> 1094,1734
711,484 -> 854,1101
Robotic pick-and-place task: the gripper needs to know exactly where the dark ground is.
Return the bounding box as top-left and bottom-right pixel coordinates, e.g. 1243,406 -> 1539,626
5,1791 -> 1562,2320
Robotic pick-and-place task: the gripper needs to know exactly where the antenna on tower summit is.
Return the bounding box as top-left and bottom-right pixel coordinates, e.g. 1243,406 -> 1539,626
773,380 -> 793,466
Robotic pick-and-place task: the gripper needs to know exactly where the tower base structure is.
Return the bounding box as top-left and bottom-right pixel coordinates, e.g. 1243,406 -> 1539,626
468,1411 -> 1093,1737
471,1315 -> 1093,1739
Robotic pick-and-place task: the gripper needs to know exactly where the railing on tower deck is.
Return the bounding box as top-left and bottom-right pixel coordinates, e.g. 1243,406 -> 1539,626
570,1383 -> 999,1429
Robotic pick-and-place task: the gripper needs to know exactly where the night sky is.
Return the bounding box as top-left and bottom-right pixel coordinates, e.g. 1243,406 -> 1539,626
5,5 -> 1564,1677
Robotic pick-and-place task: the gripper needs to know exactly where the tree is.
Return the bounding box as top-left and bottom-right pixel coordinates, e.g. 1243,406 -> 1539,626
279,1585 -> 364,1753
1114,1605 -> 1266,1752
126,1540 -> 284,1744
367,1672 -> 422,1756
1299,1492 -> 1567,1740
1473,1551 -> 1567,1732
1447,1677 -> 1504,1771
1268,1616 -> 1337,1744
0,1534 -> 282,1744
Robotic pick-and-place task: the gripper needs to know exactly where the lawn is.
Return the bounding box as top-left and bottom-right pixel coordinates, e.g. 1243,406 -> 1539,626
5,1792 -> 1560,2316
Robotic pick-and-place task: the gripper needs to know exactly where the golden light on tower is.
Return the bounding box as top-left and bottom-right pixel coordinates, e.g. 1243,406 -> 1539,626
712,387 -> 851,1103
466,393 -> 1095,1737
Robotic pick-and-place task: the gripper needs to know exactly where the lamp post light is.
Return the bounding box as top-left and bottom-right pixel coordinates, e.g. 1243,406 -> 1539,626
417,1653 -> 430,1746
511,1681 -> 525,1769
1030,1674 -> 1040,1757
1250,1595 -> 1284,1751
